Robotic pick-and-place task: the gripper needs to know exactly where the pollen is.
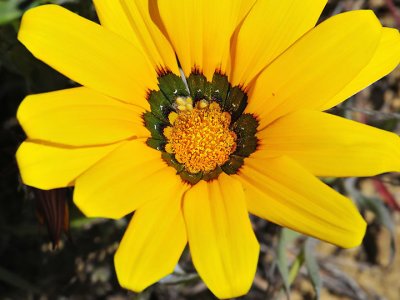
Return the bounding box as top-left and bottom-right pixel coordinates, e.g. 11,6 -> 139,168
167,101 -> 237,174
175,96 -> 193,111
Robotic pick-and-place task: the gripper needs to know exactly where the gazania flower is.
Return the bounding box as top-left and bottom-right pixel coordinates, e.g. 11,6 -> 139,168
16,0 -> 400,298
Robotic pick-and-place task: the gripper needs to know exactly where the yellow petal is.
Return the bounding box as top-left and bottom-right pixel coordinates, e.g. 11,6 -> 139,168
74,140 -> 183,219
246,10 -> 382,129
320,27 -> 400,110
94,0 -> 178,74
17,87 -> 148,146
158,0 -> 256,80
118,0 -> 179,74
183,173 -> 259,299
231,0 -> 327,86
18,5 -> 157,109
16,141 -> 121,190
92,0 -> 138,44
236,156 -> 366,248
257,110 -> 400,177
237,1 -> 257,22
115,185 -> 187,292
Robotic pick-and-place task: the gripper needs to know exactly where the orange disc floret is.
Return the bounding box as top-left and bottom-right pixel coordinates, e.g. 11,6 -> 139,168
166,102 -> 237,173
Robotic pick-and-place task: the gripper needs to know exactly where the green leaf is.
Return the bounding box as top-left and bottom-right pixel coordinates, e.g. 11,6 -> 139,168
288,249 -> 305,286
277,234 -> 290,296
0,1 -> 22,26
304,238 -> 322,300
277,228 -> 301,296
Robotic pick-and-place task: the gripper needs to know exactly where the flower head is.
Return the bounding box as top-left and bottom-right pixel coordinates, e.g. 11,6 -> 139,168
16,0 -> 400,298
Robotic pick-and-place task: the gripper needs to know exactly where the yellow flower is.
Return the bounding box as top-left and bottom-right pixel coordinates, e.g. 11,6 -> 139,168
15,0 -> 400,298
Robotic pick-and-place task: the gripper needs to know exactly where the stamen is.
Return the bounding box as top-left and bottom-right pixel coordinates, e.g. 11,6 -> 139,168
168,112 -> 178,124
165,143 -> 173,154
163,126 -> 173,139
197,99 -> 209,109
168,101 -> 237,174
209,102 -> 220,110
175,96 -> 193,111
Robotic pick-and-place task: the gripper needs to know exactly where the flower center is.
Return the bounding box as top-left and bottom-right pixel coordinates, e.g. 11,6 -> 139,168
164,100 -> 237,174
143,71 -> 259,184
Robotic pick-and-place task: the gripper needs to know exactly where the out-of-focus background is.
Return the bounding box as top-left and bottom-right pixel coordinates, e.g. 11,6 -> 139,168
0,0 -> 400,299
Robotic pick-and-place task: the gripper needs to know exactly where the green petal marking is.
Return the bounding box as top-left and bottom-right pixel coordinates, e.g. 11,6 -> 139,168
187,72 -> 207,101
202,166 -> 223,181
221,155 -> 245,174
161,152 -> 184,173
225,86 -> 248,122
146,138 -> 166,151
210,72 -> 230,106
143,112 -> 166,141
158,72 -> 189,102
232,114 -> 259,157
148,90 -> 172,123
179,170 -> 203,185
